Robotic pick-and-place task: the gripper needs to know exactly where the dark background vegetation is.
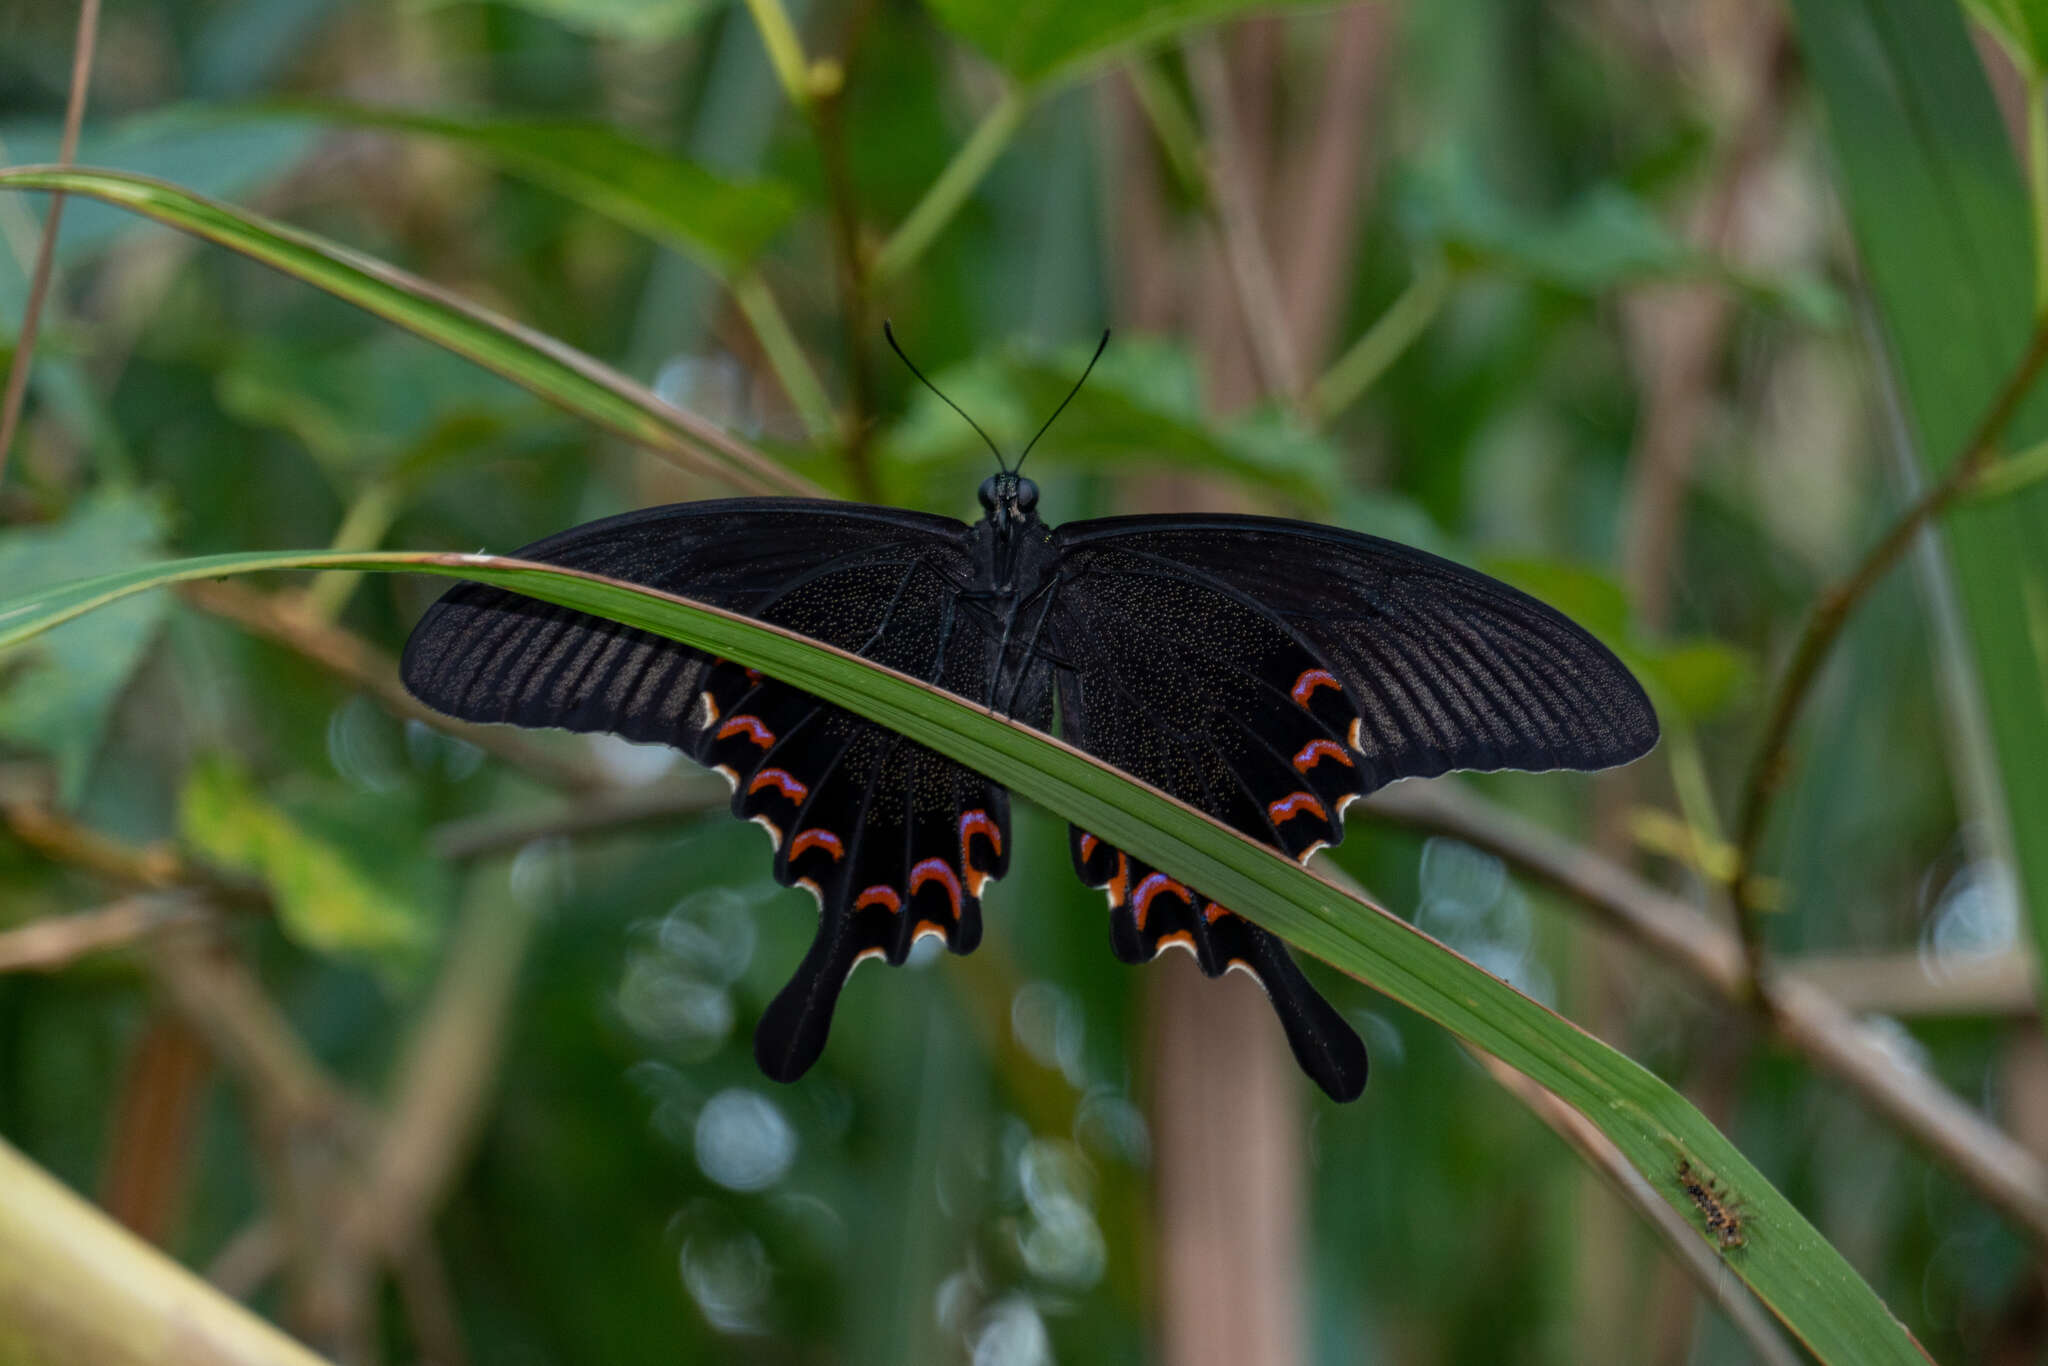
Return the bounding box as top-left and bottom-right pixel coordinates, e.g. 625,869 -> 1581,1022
5,0 -> 2048,1361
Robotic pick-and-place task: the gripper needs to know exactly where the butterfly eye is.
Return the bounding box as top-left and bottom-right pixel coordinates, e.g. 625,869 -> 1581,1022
1015,478 -> 1039,512
977,475 -> 1000,510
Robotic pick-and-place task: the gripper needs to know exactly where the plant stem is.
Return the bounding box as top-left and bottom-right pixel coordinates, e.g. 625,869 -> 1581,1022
303,479 -> 402,623
1968,435 -> 2048,501
872,88 -> 1027,287
2031,73 -> 2048,321
0,0 -> 100,494
1727,320 -> 2048,981
1308,251 -> 1452,421
0,1136 -> 334,1366
731,269 -> 837,442
1125,58 -> 1207,200
741,0 -> 815,113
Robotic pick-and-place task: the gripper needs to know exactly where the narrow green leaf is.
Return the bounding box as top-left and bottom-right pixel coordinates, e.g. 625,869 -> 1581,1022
248,102 -> 800,272
0,549 -> 1930,1363
1959,0 -> 2048,77
1792,0 -> 2048,1029
920,0 -> 1332,88
0,165 -> 818,498
0,492 -> 170,803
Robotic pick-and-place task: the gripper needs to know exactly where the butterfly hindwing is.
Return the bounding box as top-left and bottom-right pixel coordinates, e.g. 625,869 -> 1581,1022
1045,516 -> 1657,1102
401,500 -> 1017,1082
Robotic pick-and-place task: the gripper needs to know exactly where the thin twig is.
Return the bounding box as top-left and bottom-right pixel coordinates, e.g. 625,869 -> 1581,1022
1184,37 -> 1306,409
1367,779 -> 2048,1247
0,778 -> 268,908
0,0 -> 100,493
1728,320 -> 2048,976
0,894 -> 210,972
429,776 -> 727,860
872,88 -> 1028,288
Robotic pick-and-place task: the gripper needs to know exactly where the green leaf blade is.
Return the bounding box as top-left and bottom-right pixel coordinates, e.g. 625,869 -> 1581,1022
0,548 -> 1931,1363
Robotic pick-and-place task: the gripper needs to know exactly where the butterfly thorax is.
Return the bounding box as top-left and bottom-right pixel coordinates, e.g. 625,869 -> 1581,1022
972,473 -> 1058,596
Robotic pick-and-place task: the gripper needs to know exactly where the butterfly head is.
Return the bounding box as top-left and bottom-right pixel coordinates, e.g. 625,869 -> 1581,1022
978,471 -> 1040,529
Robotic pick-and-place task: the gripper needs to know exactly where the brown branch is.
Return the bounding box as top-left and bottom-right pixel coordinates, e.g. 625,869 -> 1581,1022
1367,780 -> 2048,1246
1184,36 -> 1307,409
1273,3 -> 1393,372
178,579 -> 610,795
0,894 -> 211,972
429,776 -> 726,860
0,776 -> 268,909
1728,320 -> 2048,975
0,0 -> 99,494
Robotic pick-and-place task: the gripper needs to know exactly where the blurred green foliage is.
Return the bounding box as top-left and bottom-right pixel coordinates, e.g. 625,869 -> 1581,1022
4,0 -> 2046,1361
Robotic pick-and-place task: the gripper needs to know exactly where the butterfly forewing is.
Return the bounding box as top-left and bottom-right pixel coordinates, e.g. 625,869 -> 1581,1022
401,500 -> 1021,1082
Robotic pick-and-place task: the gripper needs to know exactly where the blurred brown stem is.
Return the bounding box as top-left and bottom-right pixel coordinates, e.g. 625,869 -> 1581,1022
1184,36 -> 1307,409
0,0 -> 99,495
1728,319 -> 2048,981
0,893 -> 211,972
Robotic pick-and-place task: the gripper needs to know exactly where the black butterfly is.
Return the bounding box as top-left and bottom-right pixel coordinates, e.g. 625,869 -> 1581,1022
400,337 -> 1657,1102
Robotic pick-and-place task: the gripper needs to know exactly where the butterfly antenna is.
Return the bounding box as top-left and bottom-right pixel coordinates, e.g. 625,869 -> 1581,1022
1015,329 -> 1110,474
884,320 -> 1007,471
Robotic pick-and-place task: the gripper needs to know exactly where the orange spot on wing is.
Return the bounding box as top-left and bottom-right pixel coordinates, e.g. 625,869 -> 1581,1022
1293,738 -> 1354,773
1107,853 -> 1130,908
1291,669 -> 1342,706
1078,832 -> 1099,863
1153,931 -> 1196,957
791,829 -> 844,861
1132,872 -> 1191,931
717,714 -> 775,748
1268,791 -> 1328,825
910,858 -> 963,916
748,768 -> 808,801
854,885 -> 902,914
959,810 -> 1002,881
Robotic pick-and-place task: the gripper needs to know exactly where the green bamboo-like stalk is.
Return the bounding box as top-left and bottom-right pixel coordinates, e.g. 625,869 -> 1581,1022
0,1137 -> 333,1365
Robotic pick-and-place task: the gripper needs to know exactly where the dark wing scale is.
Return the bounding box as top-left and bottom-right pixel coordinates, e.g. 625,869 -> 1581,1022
1047,516 -> 1656,1102
400,500 -> 1015,1083
1068,831 -> 1369,1100
1045,556 -> 1375,1100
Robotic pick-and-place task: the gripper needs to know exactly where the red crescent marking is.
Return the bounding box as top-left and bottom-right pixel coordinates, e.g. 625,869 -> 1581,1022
744,667 -> 763,685
910,858 -> 963,916
959,810 -> 1002,875
1077,832 -> 1099,863
791,829 -> 844,861
1107,853 -> 1130,908
717,714 -> 775,748
1291,669 -> 1342,706
1153,931 -> 1196,957
748,768 -> 808,801
854,885 -> 902,913
913,919 -> 948,944
1203,900 -> 1231,924
1132,872 -> 1191,931
1268,791 -> 1328,825
1292,738 -> 1354,773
